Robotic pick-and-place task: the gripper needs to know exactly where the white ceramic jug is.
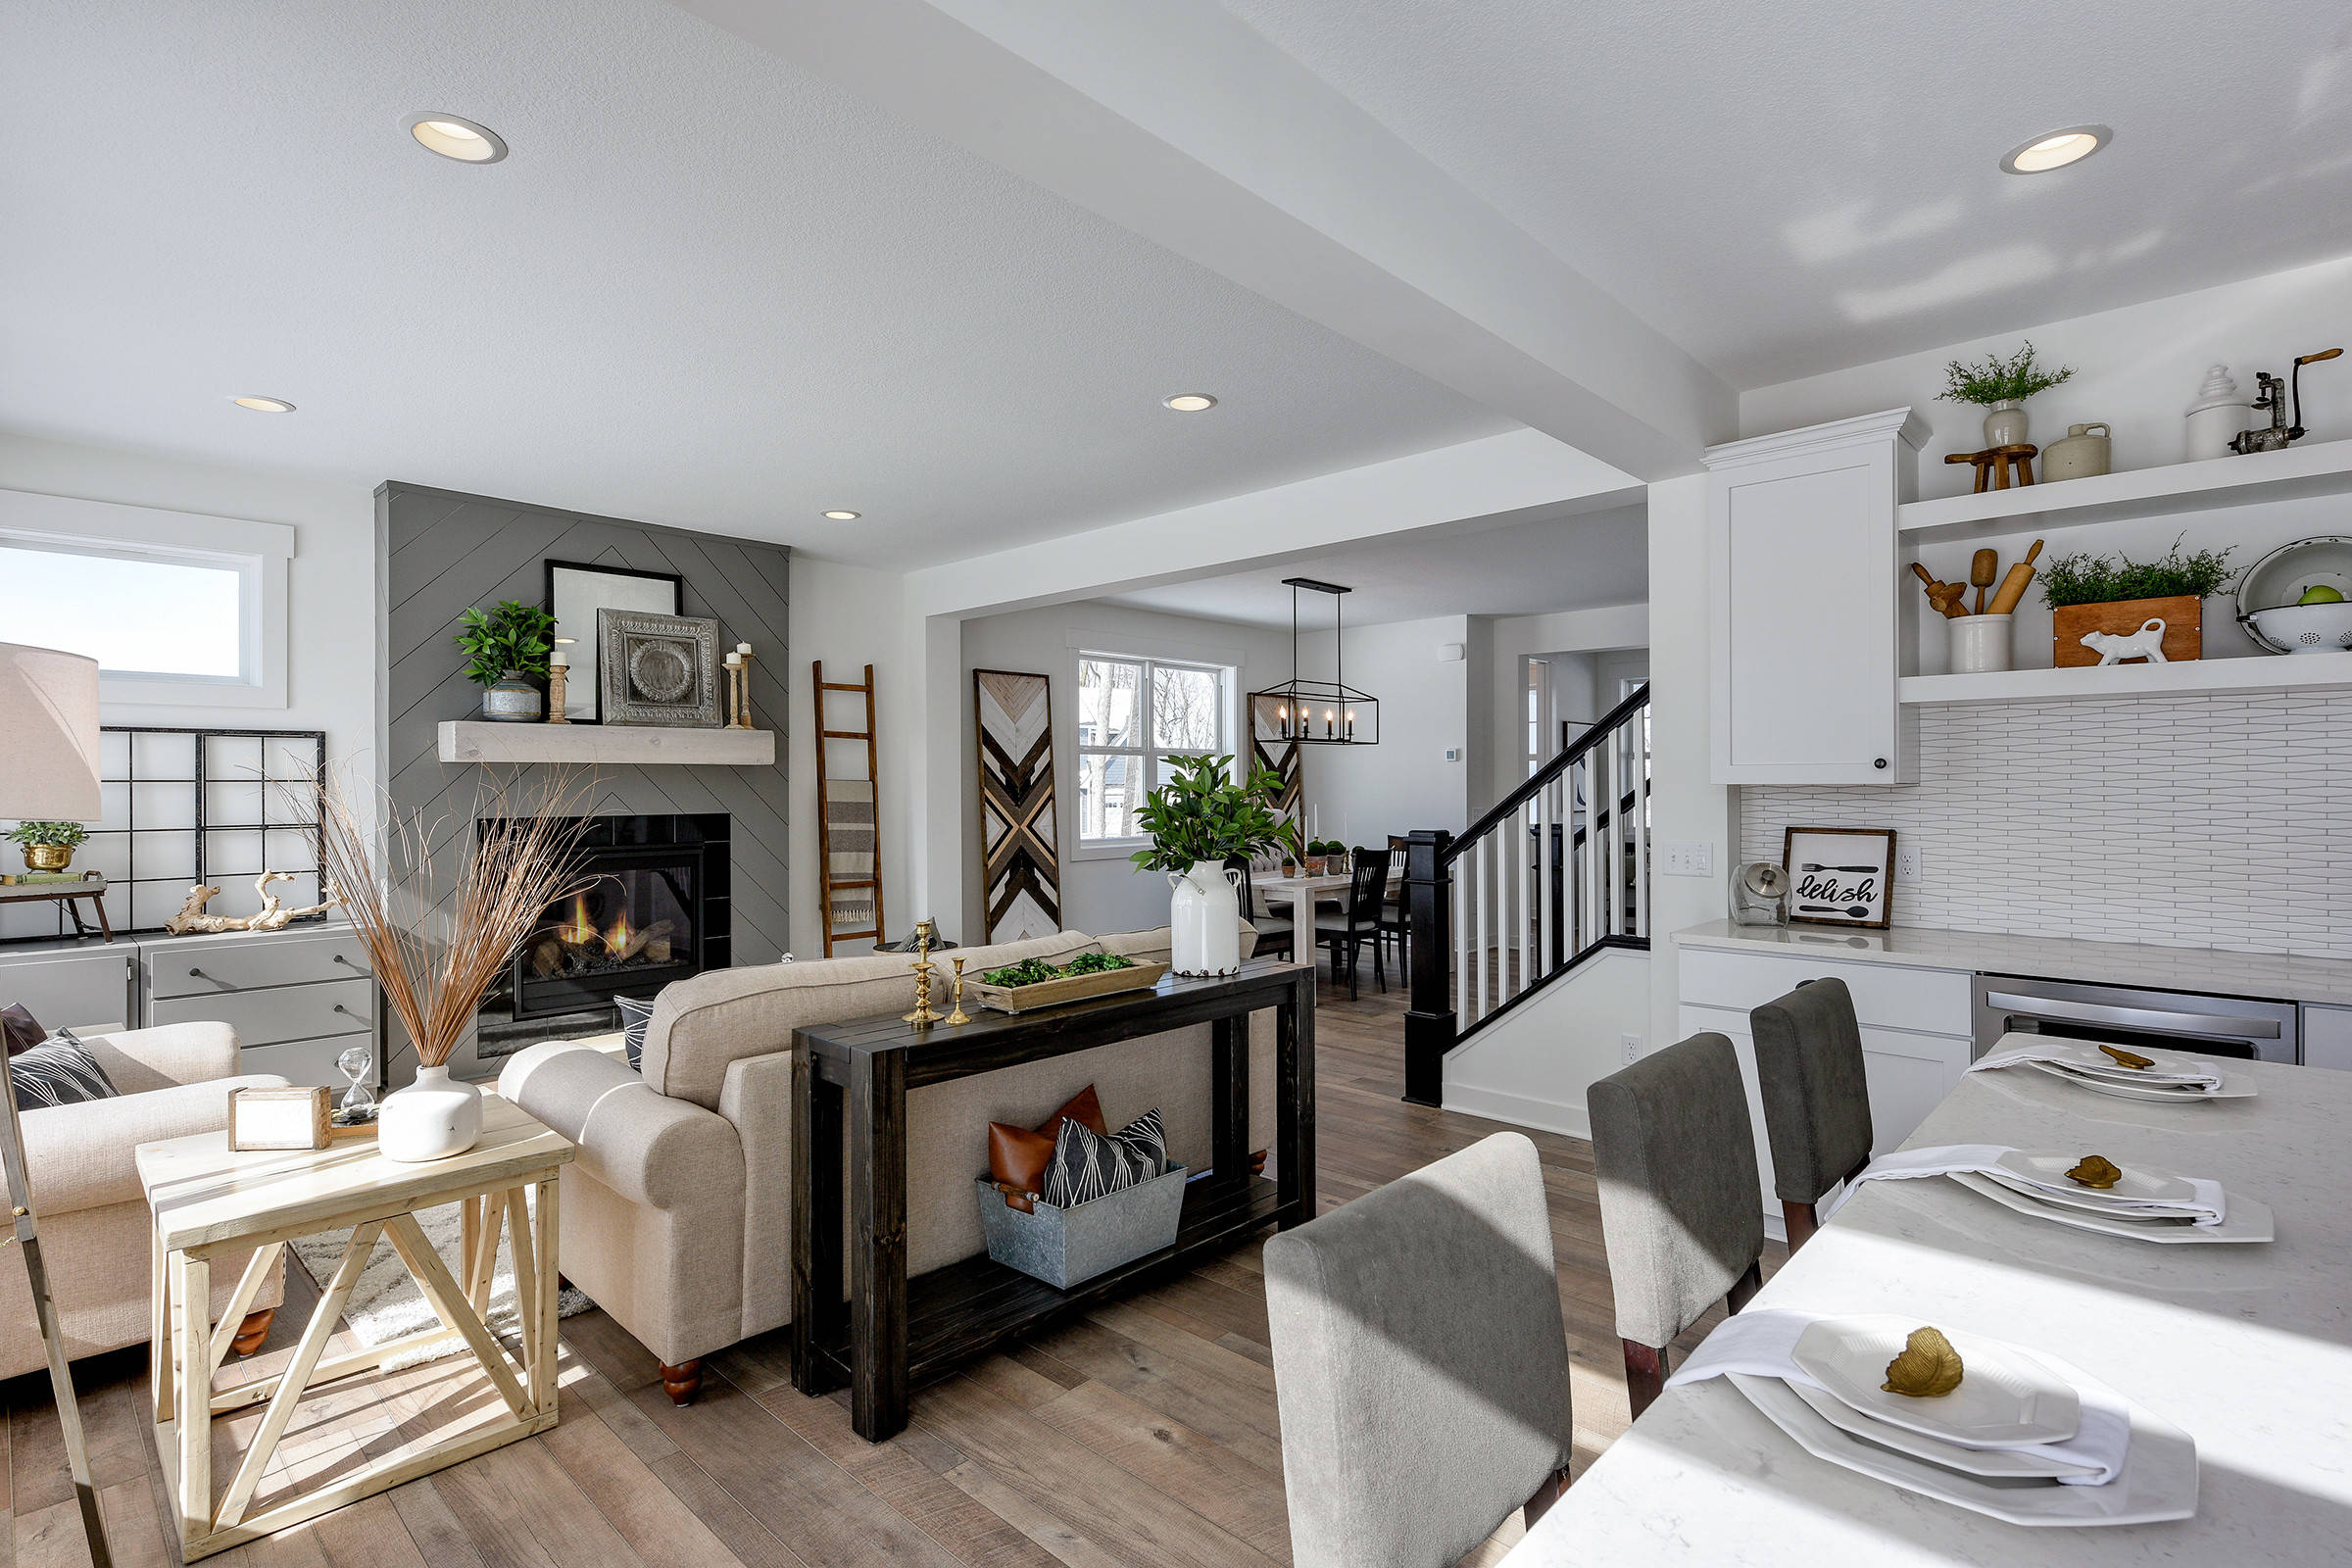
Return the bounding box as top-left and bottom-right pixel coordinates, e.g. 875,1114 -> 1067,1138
377,1064 -> 484,1163
1168,863 -> 1243,976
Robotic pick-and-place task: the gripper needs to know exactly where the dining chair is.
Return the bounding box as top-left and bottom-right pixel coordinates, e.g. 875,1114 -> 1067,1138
1749,977 -> 1874,1251
1316,849 -> 1390,999
1379,834 -> 1409,969
1226,855 -> 1293,960
1264,1132 -> 1573,1568
1589,1032 -> 1765,1419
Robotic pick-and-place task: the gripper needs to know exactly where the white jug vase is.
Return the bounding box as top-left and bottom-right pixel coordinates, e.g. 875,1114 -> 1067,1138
1168,862 -> 1243,977
377,1063 -> 484,1163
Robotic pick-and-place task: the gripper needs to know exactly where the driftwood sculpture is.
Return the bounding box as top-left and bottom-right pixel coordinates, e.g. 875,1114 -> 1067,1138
165,872 -> 343,936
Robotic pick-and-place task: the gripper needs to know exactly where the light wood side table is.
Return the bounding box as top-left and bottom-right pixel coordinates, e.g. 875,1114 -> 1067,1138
135,1096 -> 573,1562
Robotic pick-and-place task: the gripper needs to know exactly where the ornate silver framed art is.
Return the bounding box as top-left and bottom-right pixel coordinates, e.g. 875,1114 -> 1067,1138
596,610 -> 722,727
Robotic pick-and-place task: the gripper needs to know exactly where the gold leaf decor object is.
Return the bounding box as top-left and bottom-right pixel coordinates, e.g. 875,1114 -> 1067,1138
2098,1043 -> 2154,1070
2066,1154 -> 2124,1189
1881,1326 -> 1966,1398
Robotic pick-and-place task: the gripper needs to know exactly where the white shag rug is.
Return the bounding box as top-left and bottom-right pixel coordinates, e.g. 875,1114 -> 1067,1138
289,1194 -> 592,1371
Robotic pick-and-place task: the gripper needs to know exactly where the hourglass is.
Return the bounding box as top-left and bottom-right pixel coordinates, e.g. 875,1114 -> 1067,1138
335,1044 -> 378,1123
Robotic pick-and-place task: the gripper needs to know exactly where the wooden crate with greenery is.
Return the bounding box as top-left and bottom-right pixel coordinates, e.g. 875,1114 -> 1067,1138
2042,539 -> 2235,667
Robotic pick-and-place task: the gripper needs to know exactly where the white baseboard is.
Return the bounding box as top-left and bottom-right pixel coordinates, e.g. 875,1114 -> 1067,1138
1440,1084 -> 1592,1142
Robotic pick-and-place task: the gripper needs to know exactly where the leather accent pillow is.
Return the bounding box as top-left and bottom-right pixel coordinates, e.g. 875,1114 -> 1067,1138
987,1085 -> 1111,1198
1041,1107 -> 1167,1209
1,1004 -> 45,1057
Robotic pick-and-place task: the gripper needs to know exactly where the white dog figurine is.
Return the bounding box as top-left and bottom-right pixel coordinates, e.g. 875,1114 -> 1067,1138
2080,617 -> 2169,666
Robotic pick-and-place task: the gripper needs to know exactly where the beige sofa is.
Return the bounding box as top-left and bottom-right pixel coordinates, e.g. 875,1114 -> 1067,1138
1,1022 -> 288,1380
499,923 -> 1276,1401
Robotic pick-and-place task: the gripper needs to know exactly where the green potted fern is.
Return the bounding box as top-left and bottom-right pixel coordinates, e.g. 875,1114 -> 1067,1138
453,600 -> 557,721
1938,341 -> 2076,449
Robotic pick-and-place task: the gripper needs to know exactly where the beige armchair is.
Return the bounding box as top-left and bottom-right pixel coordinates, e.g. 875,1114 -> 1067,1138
500,924 -> 1276,1403
0,1021 -> 290,1380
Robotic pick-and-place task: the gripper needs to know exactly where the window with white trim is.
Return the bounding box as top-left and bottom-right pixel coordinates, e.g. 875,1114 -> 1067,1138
1074,653 -> 1230,844
1,539 -> 251,682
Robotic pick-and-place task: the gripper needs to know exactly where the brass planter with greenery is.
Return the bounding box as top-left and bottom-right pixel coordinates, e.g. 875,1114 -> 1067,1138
6,821 -> 87,873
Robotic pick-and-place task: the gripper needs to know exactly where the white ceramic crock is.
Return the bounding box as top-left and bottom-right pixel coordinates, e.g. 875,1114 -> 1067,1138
1168,863 -> 1243,977
1982,400 -> 2029,448
1949,612 -> 2014,674
377,1064 -> 484,1163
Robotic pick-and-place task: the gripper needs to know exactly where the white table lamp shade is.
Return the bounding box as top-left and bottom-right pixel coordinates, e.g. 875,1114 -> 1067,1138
0,642 -> 103,821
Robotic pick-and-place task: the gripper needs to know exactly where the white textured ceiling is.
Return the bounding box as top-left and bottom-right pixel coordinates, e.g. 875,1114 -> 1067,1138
1101,503 -> 1646,628
1220,0 -> 2352,387
0,0 -> 1510,565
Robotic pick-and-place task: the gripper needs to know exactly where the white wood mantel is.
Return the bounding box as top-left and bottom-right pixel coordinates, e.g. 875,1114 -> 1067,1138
437,721 -> 775,766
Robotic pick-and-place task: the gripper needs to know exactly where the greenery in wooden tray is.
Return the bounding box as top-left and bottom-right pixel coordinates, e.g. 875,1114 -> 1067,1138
2038,535 -> 2237,609
5,821 -> 88,848
979,952 -> 1138,988
1936,340 -> 2075,406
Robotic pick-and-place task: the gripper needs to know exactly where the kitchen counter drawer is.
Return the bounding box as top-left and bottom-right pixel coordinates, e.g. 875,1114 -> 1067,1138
1679,946 -> 1970,1036
147,931 -> 371,999
150,975 -> 373,1049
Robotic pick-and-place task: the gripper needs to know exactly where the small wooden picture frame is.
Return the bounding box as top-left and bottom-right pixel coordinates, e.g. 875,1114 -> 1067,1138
227,1085 -> 333,1152
1782,826 -> 1896,929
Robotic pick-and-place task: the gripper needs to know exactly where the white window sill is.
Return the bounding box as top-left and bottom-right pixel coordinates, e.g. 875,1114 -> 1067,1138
1070,840 -> 1152,862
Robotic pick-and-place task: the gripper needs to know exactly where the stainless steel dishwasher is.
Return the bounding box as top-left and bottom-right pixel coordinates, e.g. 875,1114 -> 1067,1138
1972,974 -> 2299,1064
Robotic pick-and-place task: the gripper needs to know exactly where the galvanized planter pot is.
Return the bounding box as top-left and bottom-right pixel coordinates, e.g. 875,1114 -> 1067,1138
975,1163 -> 1189,1289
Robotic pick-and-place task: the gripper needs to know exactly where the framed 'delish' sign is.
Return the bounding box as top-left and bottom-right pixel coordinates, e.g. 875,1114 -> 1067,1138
1782,825 -> 1895,929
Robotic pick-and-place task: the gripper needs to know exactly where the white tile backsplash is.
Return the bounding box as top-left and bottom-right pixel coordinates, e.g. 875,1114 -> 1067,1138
1740,690 -> 2352,960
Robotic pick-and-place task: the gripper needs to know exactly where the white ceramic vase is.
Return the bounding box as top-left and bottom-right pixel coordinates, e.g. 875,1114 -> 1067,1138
1168,863 -> 1243,977
1982,400 -> 2029,448
1949,612 -> 2014,674
377,1064 -> 484,1163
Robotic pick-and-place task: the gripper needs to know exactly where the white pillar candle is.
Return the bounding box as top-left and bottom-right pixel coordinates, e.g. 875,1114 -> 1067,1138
549,651 -> 567,668
724,652 -> 742,666
737,642 -> 752,657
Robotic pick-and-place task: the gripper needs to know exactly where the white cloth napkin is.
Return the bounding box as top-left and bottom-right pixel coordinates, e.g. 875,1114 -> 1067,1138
1821,1145 -> 2226,1226
1969,1040 -> 2224,1092
1667,1308 -> 2132,1486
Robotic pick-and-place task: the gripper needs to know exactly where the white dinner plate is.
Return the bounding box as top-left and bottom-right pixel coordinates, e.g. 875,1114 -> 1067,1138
2028,1060 -> 2259,1102
1952,1171 -> 2274,1243
1782,1378 -> 2104,1480
1983,1171 -> 2210,1218
1728,1372 -> 2199,1527
2037,1042 -> 2226,1085
1789,1315 -> 2080,1448
1989,1151 -> 2203,1212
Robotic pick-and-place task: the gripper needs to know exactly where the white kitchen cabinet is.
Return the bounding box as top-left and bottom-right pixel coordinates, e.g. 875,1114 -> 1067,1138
1704,408 -> 1929,784
2306,1004 -> 2352,1070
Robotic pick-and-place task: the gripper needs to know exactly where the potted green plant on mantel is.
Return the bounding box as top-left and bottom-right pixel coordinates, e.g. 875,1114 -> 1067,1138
6,820 -> 89,874
453,600 -> 557,722
1939,341 -> 2077,449
1129,754 -> 1296,976
2042,538 -> 2236,668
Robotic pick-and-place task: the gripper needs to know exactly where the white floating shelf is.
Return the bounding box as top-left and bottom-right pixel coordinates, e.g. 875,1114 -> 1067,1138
438,720 -> 775,765
1900,651 -> 2352,707
1897,436 -> 2352,541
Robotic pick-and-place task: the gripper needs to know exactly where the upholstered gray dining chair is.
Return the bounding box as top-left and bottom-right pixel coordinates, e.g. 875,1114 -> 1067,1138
1264,1132 -> 1573,1568
1749,977 -> 1874,1250
1589,1032 -> 1764,1418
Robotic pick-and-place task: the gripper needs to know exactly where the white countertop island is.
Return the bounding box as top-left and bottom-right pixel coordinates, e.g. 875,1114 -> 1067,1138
1506,1054 -> 2351,1563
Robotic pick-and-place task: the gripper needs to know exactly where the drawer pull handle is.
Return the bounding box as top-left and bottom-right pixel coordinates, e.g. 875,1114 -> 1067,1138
332,953 -> 352,965
188,967 -> 206,979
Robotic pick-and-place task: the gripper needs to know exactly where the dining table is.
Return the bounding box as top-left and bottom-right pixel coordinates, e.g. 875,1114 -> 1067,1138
1250,870 -> 1352,931
1507,1040 -> 2350,1563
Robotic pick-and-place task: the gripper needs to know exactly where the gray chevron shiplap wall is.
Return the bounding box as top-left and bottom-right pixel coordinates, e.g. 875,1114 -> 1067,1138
378,481 -> 789,1081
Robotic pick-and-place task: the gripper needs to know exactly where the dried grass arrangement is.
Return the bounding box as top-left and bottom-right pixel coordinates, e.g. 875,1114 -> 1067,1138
313,769 -> 596,1070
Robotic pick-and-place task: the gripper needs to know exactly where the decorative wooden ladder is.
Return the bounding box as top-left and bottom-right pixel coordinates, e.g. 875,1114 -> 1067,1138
812,662 -> 885,956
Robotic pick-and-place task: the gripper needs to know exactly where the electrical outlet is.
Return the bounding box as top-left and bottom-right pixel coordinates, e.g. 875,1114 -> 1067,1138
1658,841 -> 1712,877
1621,1033 -> 1642,1064
1895,846 -> 1923,884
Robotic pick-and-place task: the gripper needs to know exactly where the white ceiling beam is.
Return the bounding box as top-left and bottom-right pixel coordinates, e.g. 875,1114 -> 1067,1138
672,0 -> 1735,480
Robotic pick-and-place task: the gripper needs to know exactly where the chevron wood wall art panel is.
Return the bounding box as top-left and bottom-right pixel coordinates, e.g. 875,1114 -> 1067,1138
975,668 -> 1061,941
1250,692 -> 1302,828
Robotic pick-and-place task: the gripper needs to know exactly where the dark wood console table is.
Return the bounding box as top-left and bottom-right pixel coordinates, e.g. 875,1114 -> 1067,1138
790,958 -> 1314,1440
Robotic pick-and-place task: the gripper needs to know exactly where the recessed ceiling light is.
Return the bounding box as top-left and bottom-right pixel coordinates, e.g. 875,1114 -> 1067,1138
2000,124 -> 2110,174
1163,393 -> 1218,413
230,395 -> 296,413
822,510 -> 861,521
405,112 -> 509,164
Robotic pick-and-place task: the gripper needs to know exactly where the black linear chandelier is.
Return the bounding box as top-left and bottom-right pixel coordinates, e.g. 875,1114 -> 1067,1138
1257,577 -> 1378,746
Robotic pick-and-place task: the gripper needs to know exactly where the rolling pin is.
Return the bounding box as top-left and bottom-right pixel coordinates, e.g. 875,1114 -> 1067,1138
1909,563 -> 1968,618
1970,548 -> 1999,613
1984,538 -> 2045,616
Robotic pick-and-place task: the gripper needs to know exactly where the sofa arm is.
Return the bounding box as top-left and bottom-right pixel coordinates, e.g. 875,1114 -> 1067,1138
75,1021 -> 241,1096
500,1042 -> 741,1210
32,1073 -> 288,1213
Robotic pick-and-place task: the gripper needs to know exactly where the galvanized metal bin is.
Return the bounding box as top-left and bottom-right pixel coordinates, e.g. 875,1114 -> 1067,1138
975,1163 -> 1190,1290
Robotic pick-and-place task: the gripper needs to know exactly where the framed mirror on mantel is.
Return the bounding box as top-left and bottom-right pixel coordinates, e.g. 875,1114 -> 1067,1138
546,560 -> 681,722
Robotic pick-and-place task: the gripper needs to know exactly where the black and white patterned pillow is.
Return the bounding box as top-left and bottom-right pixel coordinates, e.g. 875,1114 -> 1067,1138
11,1029 -> 119,1111
614,995 -> 656,1071
1041,1106 -> 1167,1208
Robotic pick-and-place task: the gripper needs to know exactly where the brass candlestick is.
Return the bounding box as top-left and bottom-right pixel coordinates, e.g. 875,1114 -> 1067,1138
546,662 -> 570,724
945,957 -> 971,1025
903,920 -> 940,1026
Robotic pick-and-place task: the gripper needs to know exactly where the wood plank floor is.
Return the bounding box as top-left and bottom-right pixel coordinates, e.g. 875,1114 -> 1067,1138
6,969 -> 1782,1568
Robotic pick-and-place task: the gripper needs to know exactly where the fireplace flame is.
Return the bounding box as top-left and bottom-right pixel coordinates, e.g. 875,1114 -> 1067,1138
605,910 -> 634,955
559,895 -> 596,946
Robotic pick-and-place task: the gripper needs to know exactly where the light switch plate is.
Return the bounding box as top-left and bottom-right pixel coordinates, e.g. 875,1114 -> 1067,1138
1443,747 -> 1461,761
1658,841 -> 1712,877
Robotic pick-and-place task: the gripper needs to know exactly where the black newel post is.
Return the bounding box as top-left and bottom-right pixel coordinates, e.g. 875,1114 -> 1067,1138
1402,828 -> 1454,1105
